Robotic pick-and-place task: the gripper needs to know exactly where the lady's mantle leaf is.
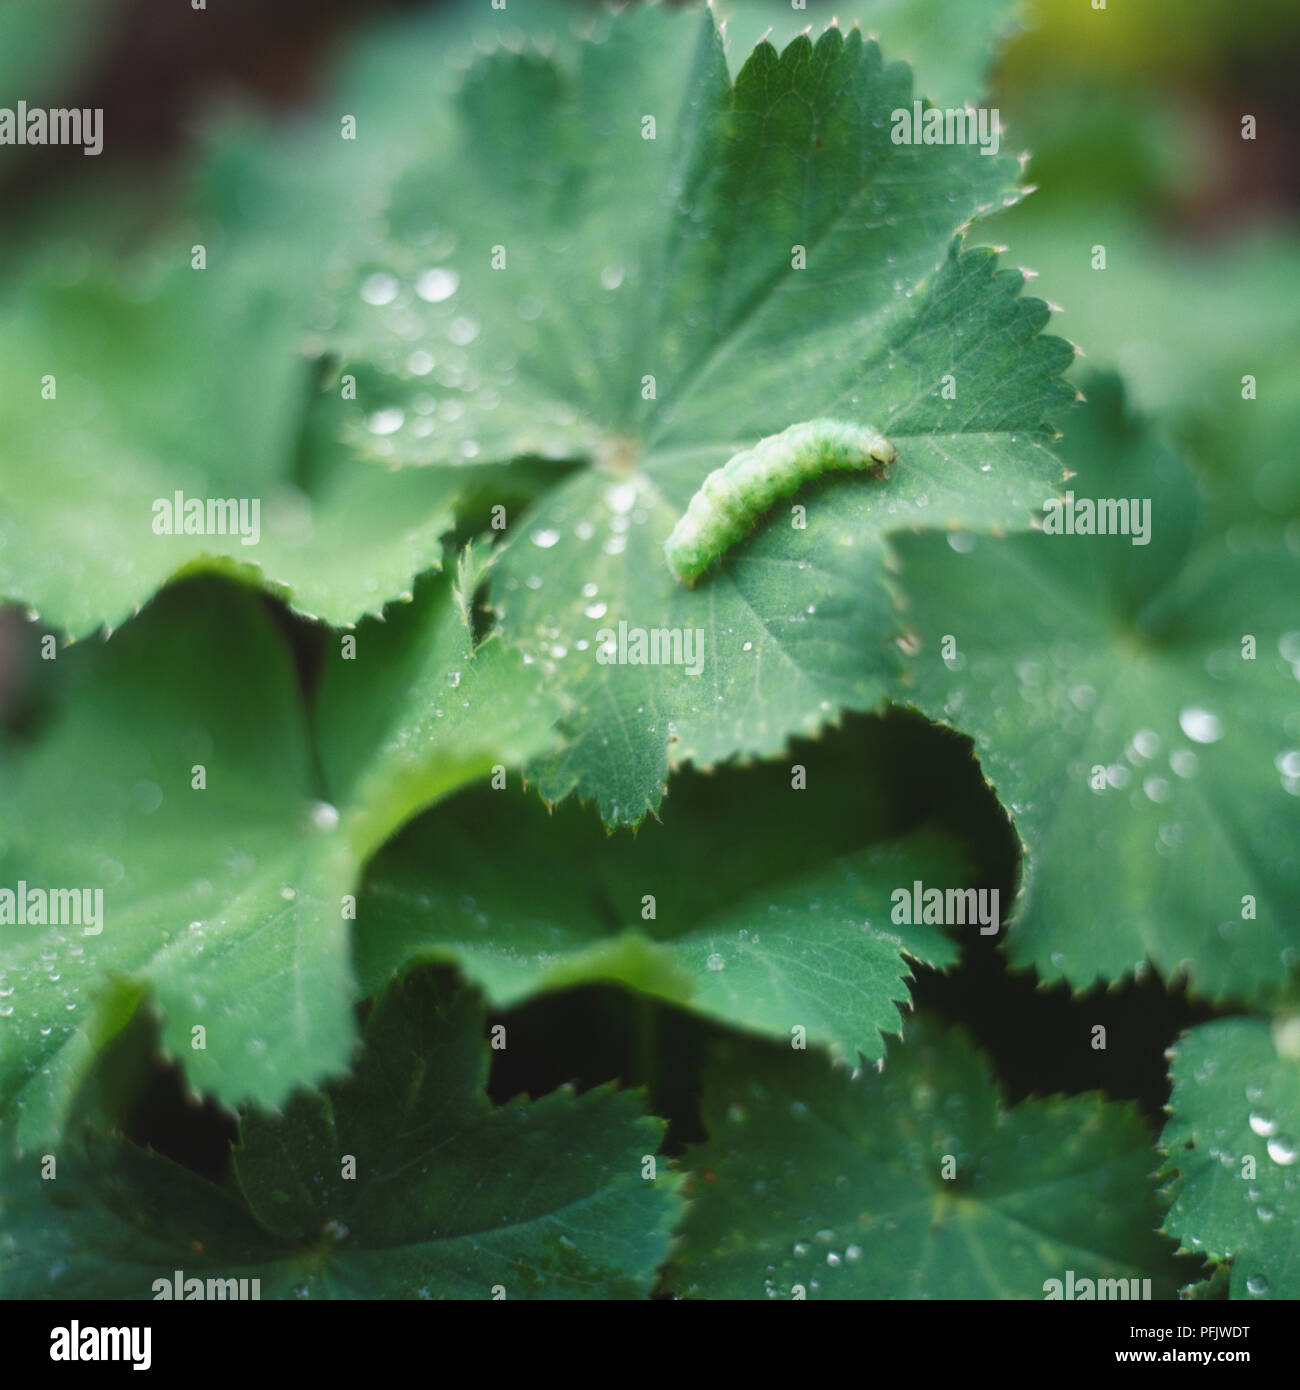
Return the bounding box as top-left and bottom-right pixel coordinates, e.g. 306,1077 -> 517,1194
895,373 -> 1300,1000
0,574 -> 559,1146
0,972 -> 680,1298
1161,1017 -> 1300,1300
715,0 -> 1023,106
669,1017 -> 1184,1299
329,6 -> 1075,824
358,728 -> 968,1061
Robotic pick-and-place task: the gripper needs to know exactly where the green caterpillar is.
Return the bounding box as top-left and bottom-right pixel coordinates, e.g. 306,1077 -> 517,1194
664,419 -> 897,587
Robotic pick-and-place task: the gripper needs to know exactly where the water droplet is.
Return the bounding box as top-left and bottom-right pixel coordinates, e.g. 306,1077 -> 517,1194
1170,749 -> 1199,778
1266,1134 -> 1297,1165
1272,1016 -> 1300,1059
310,801 -> 340,831
1179,706 -> 1223,744
360,272 -> 399,306
1249,1111 -> 1277,1137
605,482 -> 638,514
1132,728 -> 1160,759
530,528 -> 561,549
705,952 -> 725,972
1245,1274 -> 1269,1297
416,267 -> 459,303
367,408 -> 405,436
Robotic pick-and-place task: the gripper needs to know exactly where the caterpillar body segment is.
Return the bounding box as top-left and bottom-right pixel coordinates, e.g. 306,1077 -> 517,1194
664,419 -> 897,587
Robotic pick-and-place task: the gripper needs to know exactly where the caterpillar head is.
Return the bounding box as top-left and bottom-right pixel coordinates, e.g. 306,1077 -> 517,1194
867,435 -> 898,468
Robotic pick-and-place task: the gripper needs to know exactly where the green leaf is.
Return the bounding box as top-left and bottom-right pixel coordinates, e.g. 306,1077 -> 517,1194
358,729 -> 964,1060
895,372 -> 1300,1000
715,0 -> 1023,105
1161,1016 -> 1300,1300
236,970 -> 681,1297
0,573 -> 558,1146
0,1129 -> 295,1298
314,561 -> 564,864
0,582 -> 354,1144
990,207 -> 1300,426
669,1017 -> 1184,1299
0,255 -> 475,636
0,3 -> 615,638
327,5 -> 1074,824
0,971 -> 682,1298
989,205 -> 1300,528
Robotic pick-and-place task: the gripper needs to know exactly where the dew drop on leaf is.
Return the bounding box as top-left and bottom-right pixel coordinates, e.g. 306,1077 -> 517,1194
1265,1134 -> 1297,1165
1178,706 -> 1224,744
